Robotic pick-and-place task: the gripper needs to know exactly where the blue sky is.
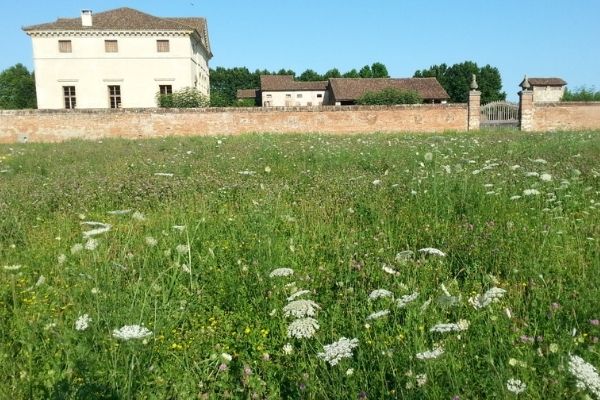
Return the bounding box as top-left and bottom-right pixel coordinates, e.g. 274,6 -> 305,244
2,0 -> 599,101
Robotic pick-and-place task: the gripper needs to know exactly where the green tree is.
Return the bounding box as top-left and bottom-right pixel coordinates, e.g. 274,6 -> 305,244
413,61 -> 505,103
370,62 -> 389,78
343,69 -> 360,78
209,66 -> 259,107
356,88 -> 422,105
323,68 -> 342,79
298,69 -> 323,81
0,63 -> 36,109
359,65 -> 373,78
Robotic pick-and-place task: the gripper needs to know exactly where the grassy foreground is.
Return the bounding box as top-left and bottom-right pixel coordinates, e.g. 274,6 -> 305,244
0,130 -> 599,399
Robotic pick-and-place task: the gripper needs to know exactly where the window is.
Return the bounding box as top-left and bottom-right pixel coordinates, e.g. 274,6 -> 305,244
297,94 -> 303,98
108,85 -> 121,108
157,40 -> 170,52
266,94 -> 272,98
285,94 -> 291,98
63,86 -> 76,109
317,94 -> 323,98
59,40 -> 72,53
159,85 -> 173,95
105,40 -> 118,53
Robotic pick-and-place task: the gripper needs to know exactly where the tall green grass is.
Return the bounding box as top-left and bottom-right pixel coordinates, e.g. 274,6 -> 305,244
0,130 -> 599,399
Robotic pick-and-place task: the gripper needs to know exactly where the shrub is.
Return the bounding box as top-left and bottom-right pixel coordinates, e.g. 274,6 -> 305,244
356,88 -> 422,105
156,87 -> 209,108
561,87 -> 600,101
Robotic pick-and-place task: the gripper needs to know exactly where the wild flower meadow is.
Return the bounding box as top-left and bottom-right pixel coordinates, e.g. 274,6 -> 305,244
0,130 -> 599,399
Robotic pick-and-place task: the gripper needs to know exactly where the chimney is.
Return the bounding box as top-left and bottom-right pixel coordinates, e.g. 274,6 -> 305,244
81,10 -> 93,27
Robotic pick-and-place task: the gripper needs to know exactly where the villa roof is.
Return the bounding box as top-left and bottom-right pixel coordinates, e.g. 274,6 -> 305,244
260,75 -> 328,91
23,7 -> 211,56
328,78 -> 449,101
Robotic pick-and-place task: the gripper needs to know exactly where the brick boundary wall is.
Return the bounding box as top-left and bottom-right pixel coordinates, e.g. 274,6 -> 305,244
530,102 -> 600,132
0,104 -> 468,143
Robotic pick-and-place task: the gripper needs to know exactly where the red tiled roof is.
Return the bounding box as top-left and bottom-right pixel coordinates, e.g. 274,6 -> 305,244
23,7 -> 211,55
260,75 -> 328,91
528,78 -> 567,86
329,78 -> 449,101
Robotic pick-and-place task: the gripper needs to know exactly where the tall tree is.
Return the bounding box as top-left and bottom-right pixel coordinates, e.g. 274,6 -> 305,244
413,61 -> 505,103
209,66 -> 261,106
0,63 -> 36,109
370,62 -> 389,78
323,68 -> 342,79
343,69 -> 360,78
298,69 -> 323,81
359,65 -> 373,78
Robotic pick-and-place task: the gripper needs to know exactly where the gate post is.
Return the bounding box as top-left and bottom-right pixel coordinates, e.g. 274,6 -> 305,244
519,76 -> 534,131
468,74 -> 481,131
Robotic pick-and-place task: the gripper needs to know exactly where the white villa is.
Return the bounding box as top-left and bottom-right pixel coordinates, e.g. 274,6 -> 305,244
23,8 -> 212,109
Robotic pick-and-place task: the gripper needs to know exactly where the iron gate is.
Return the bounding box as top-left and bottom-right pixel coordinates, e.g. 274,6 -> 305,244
480,101 -> 519,128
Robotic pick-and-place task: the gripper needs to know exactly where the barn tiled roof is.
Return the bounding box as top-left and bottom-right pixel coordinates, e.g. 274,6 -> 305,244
527,78 -> 567,86
23,7 -> 211,55
260,75 -> 328,91
236,89 -> 259,99
328,78 -> 449,101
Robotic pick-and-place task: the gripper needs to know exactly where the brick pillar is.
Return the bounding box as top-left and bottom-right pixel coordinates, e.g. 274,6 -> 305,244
468,90 -> 481,131
519,90 -> 534,131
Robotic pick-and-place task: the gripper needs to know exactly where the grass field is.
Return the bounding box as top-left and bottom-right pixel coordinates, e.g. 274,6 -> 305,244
1,130 -> 599,399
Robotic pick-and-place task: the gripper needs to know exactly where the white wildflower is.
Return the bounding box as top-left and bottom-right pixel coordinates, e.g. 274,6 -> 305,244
91,287 -> 100,294
397,292 -> 419,308
346,368 -> 354,376
416,347 -> 444,360
287,317 -> 320,339
70,243 -> 83,254
317,337 -> 359,366
287,290 -> 311,301
84,238 -> 98,251
424,152 -> 433,161
75,314 -> 91,331
264,166 -> 271,173
510,195 -> 522,200
418,247 -> 446,257
568,354 -> 600,399
523,189 -> 541,196
416,373 -> 428,387
181,264 -> 191,274
540,173 -> 552,182
372,179 -> 382,185
34,275 -> 46,287
145,236 -> 158,247
382,265 -> 400,275
176,244 -> 190,255
469,287 -> 506,309
368,289 -> 394,301
238,170 -> 256,176
395,250 -> 414,262
510,165 -> 521,171
269,268 -> 294,278
172,225 -> 186,232
221,353 -> 232,362
430,319 -> 469,333
107,209 -> 131,215
506,378 -> 527,394
81,222 -> 111,238
282,343 -> 294,355
533,158 -> 547,164
57,254 -> 66,264
366,309 -> 390,320
132,211 -> 146,221
525,172 -> 540,177
3,264 -> 22,271
283,299 -> 321,318
154,172 -> 174,177
112,324 -> 152,340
